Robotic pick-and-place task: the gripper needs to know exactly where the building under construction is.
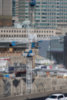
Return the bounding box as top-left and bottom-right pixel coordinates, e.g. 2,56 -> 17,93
0,0 -> 12,27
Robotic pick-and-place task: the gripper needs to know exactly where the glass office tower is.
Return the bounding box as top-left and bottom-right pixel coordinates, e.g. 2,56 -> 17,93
15,0 -> 67,29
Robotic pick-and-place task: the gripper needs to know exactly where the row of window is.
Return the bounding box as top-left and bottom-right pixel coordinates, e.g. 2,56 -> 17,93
0,34 -> 54,38
0,30 -> 54,33
0,34 -> 27,38
1,30 -> 26,33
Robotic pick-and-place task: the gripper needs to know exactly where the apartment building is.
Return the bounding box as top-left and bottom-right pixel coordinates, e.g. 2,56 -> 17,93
14,0 -> 67,29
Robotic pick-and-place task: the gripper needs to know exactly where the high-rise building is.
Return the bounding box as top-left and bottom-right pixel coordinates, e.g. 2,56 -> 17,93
12,0 -> 16,17
15,0 -> 28,22
15,0 -> 35,23
0,0 -> 12,27
15,0 -> 67,29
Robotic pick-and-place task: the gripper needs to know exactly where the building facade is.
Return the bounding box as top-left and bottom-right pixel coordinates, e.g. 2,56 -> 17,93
0,0 -> 12,27
0,28 -> 62,59
48,36 -> 67,68
12,0 -> 16,17
15,0 -> 26,22
0,28 -> 62,42
14,0 -> 67,29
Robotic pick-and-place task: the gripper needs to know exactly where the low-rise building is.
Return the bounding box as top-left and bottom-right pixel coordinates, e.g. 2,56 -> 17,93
0,28 -> 62,41
0,28 -> 63,61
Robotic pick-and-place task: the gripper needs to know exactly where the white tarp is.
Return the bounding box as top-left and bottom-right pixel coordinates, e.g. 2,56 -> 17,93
0,58 -> 9,72
35,55 -> 55,65
0,60 -> 7,66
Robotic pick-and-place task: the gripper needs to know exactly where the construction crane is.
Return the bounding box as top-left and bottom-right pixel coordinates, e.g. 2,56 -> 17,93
29,0 -> 36,27
22,20 -> 37,94
22,0 -> 36,94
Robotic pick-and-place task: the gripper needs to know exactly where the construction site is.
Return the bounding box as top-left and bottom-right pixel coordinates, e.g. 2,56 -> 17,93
0,0 -> 67,100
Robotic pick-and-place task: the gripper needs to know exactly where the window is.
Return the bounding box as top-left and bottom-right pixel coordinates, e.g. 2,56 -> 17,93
9,30 -> 11,32
38,35 -> 40,37
24,35 -> 26,37
58,95 -> 63,99
14,30 -> 16,32
16,35 -> 18,37
49,95 -> 57,99
14,35 -> 16,37
6,35 -> 8,37
64,93 -> 67,97
8,35 -> 10,37
4,35 -> 5,37
11,35 -> 13,37
19,31 -> 21,32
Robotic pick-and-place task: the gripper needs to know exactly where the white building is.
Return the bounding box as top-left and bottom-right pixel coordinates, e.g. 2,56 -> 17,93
0,28 -> 62,42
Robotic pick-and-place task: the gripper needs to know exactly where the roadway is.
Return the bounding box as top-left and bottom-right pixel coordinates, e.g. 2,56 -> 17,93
27,97 -> 46,100
0,91 -> 67,100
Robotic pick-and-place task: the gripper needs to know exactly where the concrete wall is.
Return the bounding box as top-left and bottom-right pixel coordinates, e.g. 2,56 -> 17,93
0,76 -> 67,99
0,0 -> 12,27
0,0 -> 12,16
0,0 -> 2,15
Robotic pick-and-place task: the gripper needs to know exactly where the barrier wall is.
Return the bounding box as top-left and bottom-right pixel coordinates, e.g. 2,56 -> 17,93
0,76 -> 67,99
